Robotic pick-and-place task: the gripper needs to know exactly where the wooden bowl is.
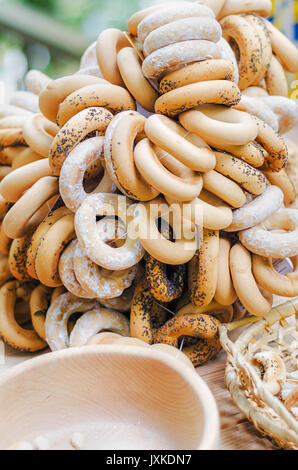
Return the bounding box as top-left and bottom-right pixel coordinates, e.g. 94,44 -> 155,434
0,345 -> 219,450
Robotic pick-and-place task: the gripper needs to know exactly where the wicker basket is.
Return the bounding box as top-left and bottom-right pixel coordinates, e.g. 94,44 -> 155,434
219,299 -> 298,450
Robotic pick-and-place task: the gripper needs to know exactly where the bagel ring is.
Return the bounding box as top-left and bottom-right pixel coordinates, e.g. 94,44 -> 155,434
10,91 -> 39,113
128,2 -> 196,36
0,254 -> 11,287
217,37 -> 239,84
59,136 -> 115,212
0,120 -> 26,148
130,278 -> 168,344
154,312 -> 221,367
220,15 -> 264,90
142,40 -> 222,80
145,252 -> 186,303
39,74 -> 107,122
34,213 -> 75,287
133,197 -> 198,265
0,105 -> 32,119
214,237 -> 237,306
69,307 -> 130,348
218,0 -> 272,19
177,300 -> 234,324
155,79 -> 241,117
166,189 -> 233,230
137,3 -> 215,43
188,228 -> 219,308
25,70 -> 52,96
0,194 -> 9,218
179,105 -> 258,147
45,292 -> 98,351
26,207 -> 71,279
0,146 -> 24,166
116,47 -> 158,113
244,14 -> 272,86
159,59 -> 235,94
73,220 -> 138,299
29,284 -> 52,341
58,240 -> 95,299
143,17 -> 222,57
80,42 -> 98,70
0,167 -> 12,182
0,158 -> 52,203
265,55 -> 288,97
134,138 -> 203,202
255,119 -> 288,171
0,280 -> 47,352
219,142 -> 265,168
8,236 -> 32,282
202,170 -> 246,208
22,114 -> 59,157
266,20 -> 298,74
226,185 -> 284,232
0,224 -> 12,255
233,95 -> 278,132
11,148 -> 43,170
75,193 -> 145,270
239,208 -> 298,258
2,176 -> 59,239
230,243 -> 273,317
261,96 -> 298,136
96,29 -> 131,87
99,285 -> 134,313
49,106 -> 113,176
253,255 -> 298,298
145,114 -> 216,172
56,83 -> 136,128
263,169 -> 296,207
104,111 -> 159,201
214,151 -> 267,196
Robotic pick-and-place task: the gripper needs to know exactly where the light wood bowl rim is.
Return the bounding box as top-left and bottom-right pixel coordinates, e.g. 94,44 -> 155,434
0,345 -> 220,450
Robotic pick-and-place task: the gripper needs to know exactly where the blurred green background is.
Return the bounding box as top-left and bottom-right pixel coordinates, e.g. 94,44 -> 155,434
0,0 -> 157,79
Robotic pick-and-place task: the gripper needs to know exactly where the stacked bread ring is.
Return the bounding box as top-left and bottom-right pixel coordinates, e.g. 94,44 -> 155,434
0,0 -> 297,367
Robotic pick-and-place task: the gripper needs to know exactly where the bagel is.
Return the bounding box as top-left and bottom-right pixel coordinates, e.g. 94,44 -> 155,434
155,79 -> 241,116
188,228 -> 219,307
134,138 -> 203,202
230,243 -> 273,317
145,114 -> 216,172
239,208 -> 298,258
2,176 -> 59,239
49,107 -> 113,176
104,111 -> 159,201
96,28 -> 131,87
226,185 -> 284,232
179,105 -> 258,147
220,15 -> 264,89
75,193 -> 145,270
56,83 -> 136,127
117,47 -> 158,112
0,280 -> 47,352
130,278 -> 168,344
142,40 -> 222,80
39,74 -> 107,122
159,59 -> 235,94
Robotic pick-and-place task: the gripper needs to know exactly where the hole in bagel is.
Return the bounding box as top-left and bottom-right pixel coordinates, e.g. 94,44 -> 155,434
228,37 -> 240,63
95,216 -> 127,248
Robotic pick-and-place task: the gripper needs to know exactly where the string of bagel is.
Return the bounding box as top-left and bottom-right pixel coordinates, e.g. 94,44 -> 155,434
0,0 -> 297,367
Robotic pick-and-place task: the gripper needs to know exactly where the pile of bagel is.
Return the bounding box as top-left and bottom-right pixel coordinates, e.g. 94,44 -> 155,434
0,0 -> 297,367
